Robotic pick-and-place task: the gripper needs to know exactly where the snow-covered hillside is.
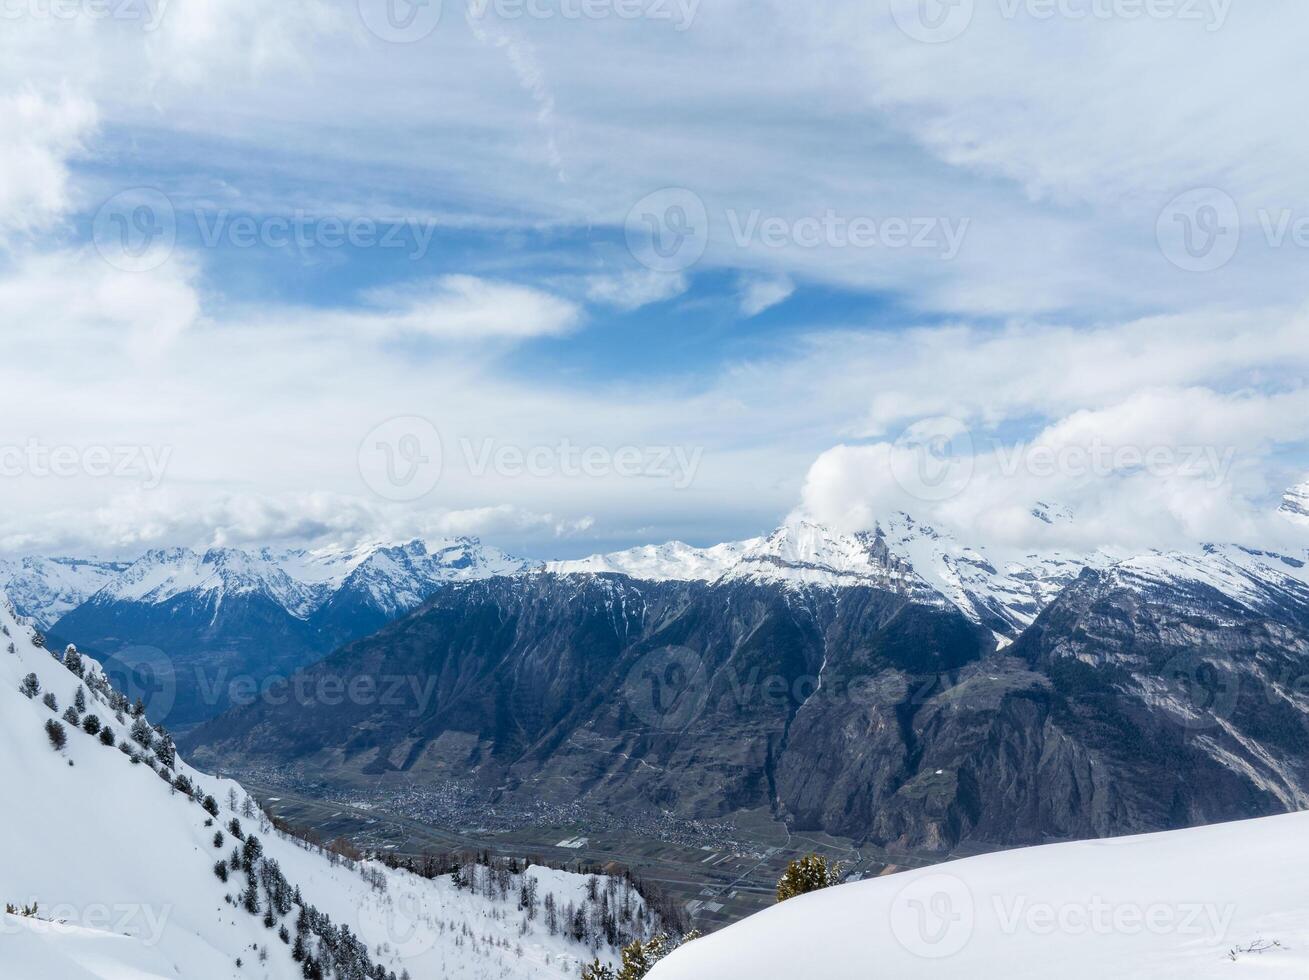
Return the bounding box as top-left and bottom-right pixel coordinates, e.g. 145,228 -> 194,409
0,592 -> 659,980
651,811 -> 1309,979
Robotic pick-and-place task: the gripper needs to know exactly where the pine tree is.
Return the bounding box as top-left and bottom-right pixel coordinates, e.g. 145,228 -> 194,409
20,673 -> 39,698
242,876 -> 261,914
130,716 -> 153,749
203,795 -> 220,817
82,714 -> 101,736
155,730 -> 176,768
65,647 -> 84,678
243,834 -> 263,871
213,830 -> 226,849
775,853 -> 843,903
99,727 -> 116,747
582,960 -> 617,980
44,719 -> 67,750
214,861 -> 229,883
63,706 -> 80,727
41,691 -> 57,711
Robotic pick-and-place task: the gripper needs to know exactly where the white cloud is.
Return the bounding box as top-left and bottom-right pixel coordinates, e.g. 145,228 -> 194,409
586,269 -> 688,311
737,274 -> 795,317
0,89 -> 97,238
339,275 -> 582,341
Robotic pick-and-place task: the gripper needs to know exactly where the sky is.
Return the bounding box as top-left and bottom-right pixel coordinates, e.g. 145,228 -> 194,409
1,0 -> 1307,561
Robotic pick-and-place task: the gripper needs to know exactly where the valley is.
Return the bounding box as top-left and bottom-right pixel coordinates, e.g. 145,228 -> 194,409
232,777 -> 944,934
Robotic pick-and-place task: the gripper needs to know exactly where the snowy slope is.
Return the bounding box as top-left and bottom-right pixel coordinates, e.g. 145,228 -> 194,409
651,811 -> 1309,979
0,592 -> 656,980
0,556 -> 130,629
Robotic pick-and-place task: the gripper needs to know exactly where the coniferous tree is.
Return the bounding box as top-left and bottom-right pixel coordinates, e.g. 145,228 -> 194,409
130,716 -> 153,749
20,673 -> 39,698
214,861 -> 229,883
63,706 -> 80,727
82,714 -> 101,736
74,686 -> 87,712
213,830 -> 226,849
203,795 -> 220,817
64,646 -> 84,677
243,834 -> 263,871
155,730 -> 176,768
44,719 -> 67,750
41,691 -> 57,711
775,853 -> 843,903
242,876 -> 261,914
99,727 -> 116,747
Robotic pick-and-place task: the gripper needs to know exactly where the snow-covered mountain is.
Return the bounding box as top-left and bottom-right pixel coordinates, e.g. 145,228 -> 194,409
548,515 -> 1110,641
0,556 -> 131,629
80,537 -> 532,625
1281,478 -> 1309,525
0,591 -> 665,980
547,538 -> 762,581
650,809 -> 1309,979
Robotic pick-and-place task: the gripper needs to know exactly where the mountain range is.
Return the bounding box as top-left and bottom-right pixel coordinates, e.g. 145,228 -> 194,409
9,482 -> 1309,855
6,538 -> 531,729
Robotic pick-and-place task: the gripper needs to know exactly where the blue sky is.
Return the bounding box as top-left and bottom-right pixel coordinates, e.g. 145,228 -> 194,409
0,0 -> 1307,560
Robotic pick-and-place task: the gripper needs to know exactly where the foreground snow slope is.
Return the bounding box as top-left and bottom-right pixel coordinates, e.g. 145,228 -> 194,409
651,811 -> 1309,979
0,593 -> 647,979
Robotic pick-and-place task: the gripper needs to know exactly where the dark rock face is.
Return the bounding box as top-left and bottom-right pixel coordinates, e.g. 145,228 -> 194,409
184,566 -> 1309,852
